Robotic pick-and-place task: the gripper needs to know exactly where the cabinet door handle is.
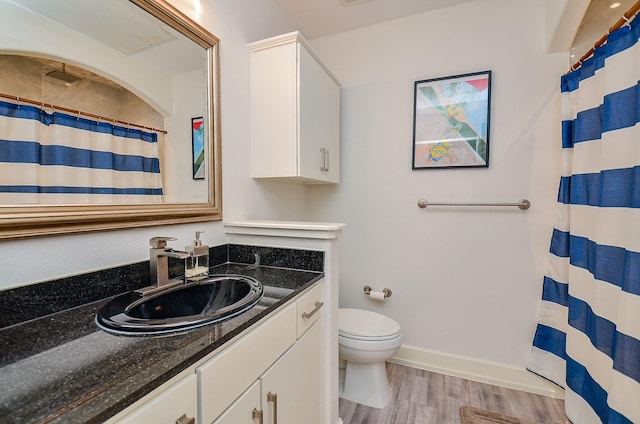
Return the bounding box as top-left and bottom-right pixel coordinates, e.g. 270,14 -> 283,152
175,413 -> 195,424
320,148 -> 329,172
325,148 -> 330,172
302,301 -> 324,319
252,408 -> 264,424
267,392 -> 278,424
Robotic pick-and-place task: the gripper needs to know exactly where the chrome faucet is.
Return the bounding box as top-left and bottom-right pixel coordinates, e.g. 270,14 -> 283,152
137,237 -> 191,295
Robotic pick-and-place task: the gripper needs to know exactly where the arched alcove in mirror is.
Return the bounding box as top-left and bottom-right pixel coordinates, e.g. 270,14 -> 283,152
0,0 -> 221,238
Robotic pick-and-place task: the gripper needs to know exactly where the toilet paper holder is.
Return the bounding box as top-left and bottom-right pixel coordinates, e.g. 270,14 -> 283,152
364,285 -> 392,298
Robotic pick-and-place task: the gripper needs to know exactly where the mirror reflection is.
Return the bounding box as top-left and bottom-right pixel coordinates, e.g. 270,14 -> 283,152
1,0 -> 210,204
0,0 -> 221,238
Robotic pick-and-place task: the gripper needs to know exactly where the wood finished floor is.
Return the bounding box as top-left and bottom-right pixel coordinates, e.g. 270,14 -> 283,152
339,363 -> 568,424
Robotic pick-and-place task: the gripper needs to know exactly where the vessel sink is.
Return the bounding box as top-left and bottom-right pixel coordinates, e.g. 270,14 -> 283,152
96,274 -> 263,335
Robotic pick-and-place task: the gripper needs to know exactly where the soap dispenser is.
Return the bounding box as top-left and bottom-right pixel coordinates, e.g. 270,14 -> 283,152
185,231 -> 209,280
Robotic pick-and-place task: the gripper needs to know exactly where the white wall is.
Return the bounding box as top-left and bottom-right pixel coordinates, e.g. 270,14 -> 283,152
306,0 -> 567,369
196,0 -> 308,223
0,0 -> 305,289
163,68 -> 209,202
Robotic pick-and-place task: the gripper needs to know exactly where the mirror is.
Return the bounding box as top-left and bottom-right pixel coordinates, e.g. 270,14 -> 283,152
0,0 -> 221,239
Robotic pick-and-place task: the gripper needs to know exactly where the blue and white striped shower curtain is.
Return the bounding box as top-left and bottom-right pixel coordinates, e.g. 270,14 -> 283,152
0,100 -> 163,204
527,18 -> 640,424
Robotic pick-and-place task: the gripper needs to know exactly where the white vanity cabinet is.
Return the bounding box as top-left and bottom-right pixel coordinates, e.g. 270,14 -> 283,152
249,32 -> 340,184
210,282 -> 324,424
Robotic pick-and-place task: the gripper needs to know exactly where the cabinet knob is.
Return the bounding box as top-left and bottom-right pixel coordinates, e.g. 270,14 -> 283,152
175,413 -> 195,424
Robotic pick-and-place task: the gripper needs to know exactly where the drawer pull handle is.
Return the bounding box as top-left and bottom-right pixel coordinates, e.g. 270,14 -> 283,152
302,301 -> 324,319
252,408 -> 263,424
267,392 -> 278,424
175,413 -> 195,424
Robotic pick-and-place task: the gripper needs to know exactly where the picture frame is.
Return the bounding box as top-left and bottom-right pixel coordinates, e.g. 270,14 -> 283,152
412,70 -> 491,169
191,116 -> 205,179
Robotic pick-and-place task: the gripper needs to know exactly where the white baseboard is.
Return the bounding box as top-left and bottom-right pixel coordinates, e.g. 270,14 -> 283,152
390,345 -> 564,399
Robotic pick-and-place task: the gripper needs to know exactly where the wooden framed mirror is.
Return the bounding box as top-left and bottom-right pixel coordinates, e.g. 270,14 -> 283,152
0,0 -> 221,239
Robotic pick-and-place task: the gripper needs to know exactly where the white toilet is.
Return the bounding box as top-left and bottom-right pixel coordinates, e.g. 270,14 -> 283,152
338,308 -> 402,408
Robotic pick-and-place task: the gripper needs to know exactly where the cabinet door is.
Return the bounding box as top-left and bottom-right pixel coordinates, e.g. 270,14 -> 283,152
298,44 -> 340,183
250,42 -> 298,179
111,374 -> 197,424
260,320 -> 322,424
213,380 -> 261,424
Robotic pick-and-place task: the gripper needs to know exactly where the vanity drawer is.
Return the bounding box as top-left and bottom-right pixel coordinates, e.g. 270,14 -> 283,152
110,373 -> 197,424
198,303 -> 296,424
296,280 -> 324,338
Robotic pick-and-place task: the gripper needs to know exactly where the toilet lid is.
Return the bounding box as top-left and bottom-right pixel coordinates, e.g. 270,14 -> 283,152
338,308 -> 401,340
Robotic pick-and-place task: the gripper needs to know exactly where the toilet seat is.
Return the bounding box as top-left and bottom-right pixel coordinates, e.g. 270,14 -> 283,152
339,332 -> 402,351
339,308 -> 401,341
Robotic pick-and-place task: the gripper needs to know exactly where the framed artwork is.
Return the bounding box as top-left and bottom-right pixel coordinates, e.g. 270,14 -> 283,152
412,70 -> 491,169
191,116 -> 205,179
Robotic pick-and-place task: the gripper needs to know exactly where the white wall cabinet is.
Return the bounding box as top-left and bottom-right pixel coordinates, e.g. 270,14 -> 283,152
249,32 -> 340,184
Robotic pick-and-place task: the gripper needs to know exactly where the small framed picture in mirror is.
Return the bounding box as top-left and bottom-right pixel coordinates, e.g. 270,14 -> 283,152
192,116 -> 205,179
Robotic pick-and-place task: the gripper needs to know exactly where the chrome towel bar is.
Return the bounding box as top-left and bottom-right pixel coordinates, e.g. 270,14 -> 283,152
417,198 -> 530,210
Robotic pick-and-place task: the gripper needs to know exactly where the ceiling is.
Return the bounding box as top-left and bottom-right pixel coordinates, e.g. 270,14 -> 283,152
571,0 -> 637,64
271,0 -> 476,39
273,0 -> 637,60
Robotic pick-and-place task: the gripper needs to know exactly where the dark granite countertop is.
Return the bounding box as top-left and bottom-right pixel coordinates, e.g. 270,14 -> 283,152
0,262 -> 322,424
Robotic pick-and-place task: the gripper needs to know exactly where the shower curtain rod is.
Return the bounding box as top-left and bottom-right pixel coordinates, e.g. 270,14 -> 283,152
0,92 -> 168,134
568,0 -> 640,73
